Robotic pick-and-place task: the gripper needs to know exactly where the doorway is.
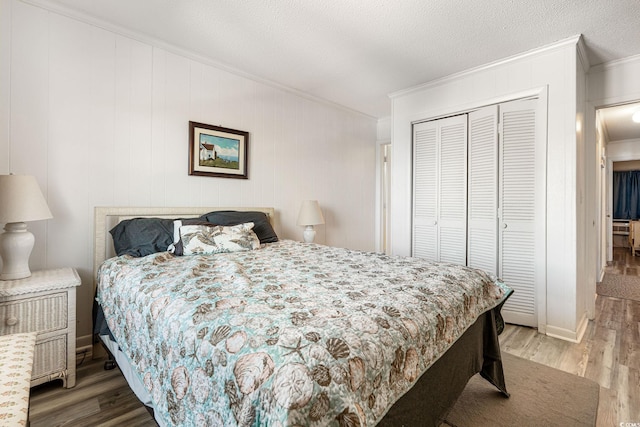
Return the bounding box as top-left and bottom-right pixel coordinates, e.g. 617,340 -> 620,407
598,102 -> 640,268
597,102 -> 640,302
380,143 -> 391,254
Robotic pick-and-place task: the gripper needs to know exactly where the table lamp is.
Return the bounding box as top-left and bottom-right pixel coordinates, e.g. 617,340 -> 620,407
296,200 -> 325,243
0,175 -> 53,280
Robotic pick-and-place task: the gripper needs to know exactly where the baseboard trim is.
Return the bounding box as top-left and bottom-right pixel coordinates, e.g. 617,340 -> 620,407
574,313 -> 589,343
546,327 -> 579,343
545,314 -> 588,343
76,334 -> 95,365
76,334 -> 93,349
76,345 -> 93,365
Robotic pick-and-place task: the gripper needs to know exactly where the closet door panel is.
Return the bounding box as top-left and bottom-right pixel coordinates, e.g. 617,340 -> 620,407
467,106 -> 498,275
413,121 -> 438,261
439,227 -> 466,264
438,115 -> 468,264
501,229 -> 536,315
413,225 -> 437,260
412,115 -> 466,263
499,99 -> 538,327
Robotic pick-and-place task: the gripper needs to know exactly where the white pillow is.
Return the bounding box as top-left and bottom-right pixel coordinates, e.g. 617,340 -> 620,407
176,222 -> 260,255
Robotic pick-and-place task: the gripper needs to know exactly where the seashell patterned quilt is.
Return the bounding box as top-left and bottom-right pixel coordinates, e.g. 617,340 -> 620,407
96,240 -> 511,427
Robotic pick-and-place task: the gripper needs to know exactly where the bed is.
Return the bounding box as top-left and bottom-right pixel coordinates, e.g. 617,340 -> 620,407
93,206 -> 512,427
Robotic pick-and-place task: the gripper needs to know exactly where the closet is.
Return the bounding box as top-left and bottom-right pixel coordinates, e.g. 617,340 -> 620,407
412,98 -> 543,328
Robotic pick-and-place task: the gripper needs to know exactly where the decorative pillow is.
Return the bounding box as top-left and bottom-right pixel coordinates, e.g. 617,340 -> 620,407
175,222 -> 260,256
199,211 -> 278,244
109,218 -> 175,257
168,218 -> 212,253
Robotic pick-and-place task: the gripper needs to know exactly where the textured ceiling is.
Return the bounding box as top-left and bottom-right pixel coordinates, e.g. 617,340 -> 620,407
35,0 -> 640,125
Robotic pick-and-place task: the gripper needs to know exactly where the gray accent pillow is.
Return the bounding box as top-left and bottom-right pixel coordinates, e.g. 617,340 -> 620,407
109,218 -> 175,257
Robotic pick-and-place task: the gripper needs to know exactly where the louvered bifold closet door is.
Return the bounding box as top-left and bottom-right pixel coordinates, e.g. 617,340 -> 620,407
413,121 -> 438,261
499,98 -> 539,327
467,105 -> 498,275
437,115 -> 468,265
412,115 -> 467,263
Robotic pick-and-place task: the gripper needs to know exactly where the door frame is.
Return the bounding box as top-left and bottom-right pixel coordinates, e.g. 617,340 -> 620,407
376,139 -> 392,253
588,97 -> 640,319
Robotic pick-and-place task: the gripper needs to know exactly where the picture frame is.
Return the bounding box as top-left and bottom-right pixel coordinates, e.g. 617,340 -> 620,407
188,121 -> 249,179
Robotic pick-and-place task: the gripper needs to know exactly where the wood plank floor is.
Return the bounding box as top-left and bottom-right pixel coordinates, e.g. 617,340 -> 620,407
29,255 -> 640,425
499,246 -> 640,426
500,296 -> 640,426
29,357 -> 158,427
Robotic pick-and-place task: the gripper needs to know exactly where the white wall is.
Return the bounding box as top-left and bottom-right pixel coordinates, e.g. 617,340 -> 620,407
389,37 -> 583,340
588,55 -> 640,107
0,0 -> 377,345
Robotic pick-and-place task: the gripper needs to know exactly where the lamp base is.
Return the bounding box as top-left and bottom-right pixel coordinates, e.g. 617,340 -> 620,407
0,222 -> 34,280
303,225 -> 316,243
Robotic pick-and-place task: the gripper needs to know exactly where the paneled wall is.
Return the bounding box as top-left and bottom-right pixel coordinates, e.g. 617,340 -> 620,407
575,50 -> 589,338
0,0 -> 377,344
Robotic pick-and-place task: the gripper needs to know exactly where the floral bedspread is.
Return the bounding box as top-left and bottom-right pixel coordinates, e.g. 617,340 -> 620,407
96,240 -> 510,427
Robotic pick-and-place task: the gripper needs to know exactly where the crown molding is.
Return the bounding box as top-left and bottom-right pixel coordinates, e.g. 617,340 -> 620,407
390,35 -> 582,99
589,52 -> 640,74
576,35 -> 590,72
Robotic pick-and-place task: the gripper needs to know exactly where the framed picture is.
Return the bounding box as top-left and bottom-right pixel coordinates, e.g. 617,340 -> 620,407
188,121 -> 249,179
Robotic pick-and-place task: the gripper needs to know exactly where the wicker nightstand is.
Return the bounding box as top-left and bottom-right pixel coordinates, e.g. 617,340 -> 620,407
0,268 -> 81,388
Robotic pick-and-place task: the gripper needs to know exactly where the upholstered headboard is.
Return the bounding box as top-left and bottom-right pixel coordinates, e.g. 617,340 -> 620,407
93,206 -> 275,285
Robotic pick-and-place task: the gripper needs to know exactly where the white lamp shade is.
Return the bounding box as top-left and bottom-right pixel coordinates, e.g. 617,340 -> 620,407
296,200 -> 325,226
0,175 -> 52,223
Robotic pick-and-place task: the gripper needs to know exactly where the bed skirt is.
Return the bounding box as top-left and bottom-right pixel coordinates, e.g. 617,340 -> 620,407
377,304 -> 509,426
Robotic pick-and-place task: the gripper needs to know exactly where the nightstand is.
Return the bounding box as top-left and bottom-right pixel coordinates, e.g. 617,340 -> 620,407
0,268 -> 81,388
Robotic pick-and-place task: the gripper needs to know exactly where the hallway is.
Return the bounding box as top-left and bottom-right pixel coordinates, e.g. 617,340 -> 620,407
606,246 -> 640,277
